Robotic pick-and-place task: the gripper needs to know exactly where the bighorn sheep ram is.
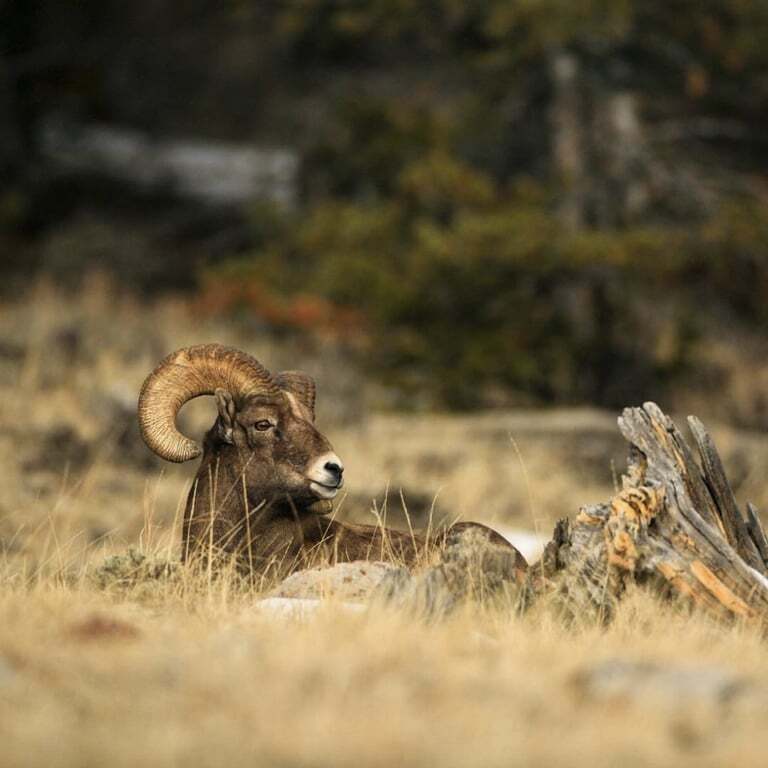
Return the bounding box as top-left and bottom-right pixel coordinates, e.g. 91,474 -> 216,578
138,344 -> 525,577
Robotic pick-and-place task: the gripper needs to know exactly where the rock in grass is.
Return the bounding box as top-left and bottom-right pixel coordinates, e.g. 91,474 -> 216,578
571,658 -> 753,708
375,525 -> 527,619
254,597 -> 365,621
270,561 -> 399,601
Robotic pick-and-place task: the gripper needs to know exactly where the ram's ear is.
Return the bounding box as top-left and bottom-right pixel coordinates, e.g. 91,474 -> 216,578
214,388 -> 237,444
275,371 -> 316,421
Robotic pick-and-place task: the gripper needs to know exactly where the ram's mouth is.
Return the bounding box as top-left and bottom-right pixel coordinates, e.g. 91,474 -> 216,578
309,480 -> 343,499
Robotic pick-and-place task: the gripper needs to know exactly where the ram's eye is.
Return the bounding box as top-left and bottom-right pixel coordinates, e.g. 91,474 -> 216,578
254,420 -> 274,431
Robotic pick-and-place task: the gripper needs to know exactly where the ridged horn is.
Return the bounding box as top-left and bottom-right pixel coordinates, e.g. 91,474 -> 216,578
138,344 -> 280,463
275,371 -> 316,420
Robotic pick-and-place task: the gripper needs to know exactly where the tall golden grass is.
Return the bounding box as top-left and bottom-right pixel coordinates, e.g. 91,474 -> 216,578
2,278 -> 768,767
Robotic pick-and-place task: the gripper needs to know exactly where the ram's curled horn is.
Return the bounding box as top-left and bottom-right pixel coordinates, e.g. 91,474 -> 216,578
138,344 -> 280,463
275,371 -> 317,420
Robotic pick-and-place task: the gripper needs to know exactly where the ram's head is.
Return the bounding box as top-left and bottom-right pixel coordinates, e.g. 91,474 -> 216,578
138,344 -> 344,507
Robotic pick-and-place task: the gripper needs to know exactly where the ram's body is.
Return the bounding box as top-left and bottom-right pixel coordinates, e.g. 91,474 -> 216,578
138,344 -> 525,577
182,421 -> 423,572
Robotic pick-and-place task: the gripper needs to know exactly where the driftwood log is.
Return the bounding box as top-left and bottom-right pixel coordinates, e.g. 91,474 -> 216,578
381,402 -> 768,623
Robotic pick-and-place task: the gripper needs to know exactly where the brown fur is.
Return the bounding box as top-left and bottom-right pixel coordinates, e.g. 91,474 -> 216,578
180,388 -> 425,574
170,370 -> 522,577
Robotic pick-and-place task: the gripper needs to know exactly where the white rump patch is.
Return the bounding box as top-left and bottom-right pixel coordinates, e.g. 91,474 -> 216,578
494,526 -> 549,563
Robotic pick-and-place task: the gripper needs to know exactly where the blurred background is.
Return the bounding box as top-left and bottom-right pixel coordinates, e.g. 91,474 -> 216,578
2,1 -> 768,556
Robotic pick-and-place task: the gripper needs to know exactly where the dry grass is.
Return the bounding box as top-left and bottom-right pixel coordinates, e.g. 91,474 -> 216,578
3,278 -> 768,767
3,574 -> 768,768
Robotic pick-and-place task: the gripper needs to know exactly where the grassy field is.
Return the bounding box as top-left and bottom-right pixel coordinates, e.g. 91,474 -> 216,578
2,279 -> 768,767
3,580 -> 768,768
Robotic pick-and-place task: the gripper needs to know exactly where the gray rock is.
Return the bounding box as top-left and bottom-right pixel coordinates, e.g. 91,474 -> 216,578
374,525 -> 527,619
254,597 -> 365,621
571,658 -> 753,708
270,561 -> 399,602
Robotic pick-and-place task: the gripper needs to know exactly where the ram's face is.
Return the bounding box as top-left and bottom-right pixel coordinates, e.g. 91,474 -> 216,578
138,344 -> 343,507
227,393 -> 344,506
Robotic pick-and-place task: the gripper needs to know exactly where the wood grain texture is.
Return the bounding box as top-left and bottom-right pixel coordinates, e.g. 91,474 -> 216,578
526,403 -> 768,625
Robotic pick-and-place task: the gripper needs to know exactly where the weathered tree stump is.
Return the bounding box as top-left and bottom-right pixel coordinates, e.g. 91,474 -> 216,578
529,402 -> 768,623
376,402 -> 768,623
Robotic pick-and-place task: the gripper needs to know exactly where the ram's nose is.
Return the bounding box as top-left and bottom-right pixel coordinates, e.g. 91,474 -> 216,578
308,452 -> 345,499
323,459 -> 344,485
